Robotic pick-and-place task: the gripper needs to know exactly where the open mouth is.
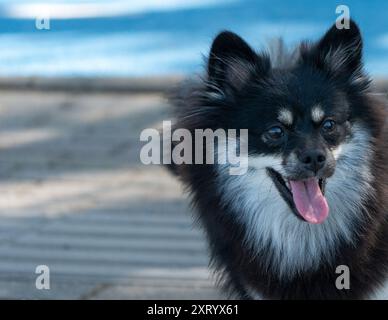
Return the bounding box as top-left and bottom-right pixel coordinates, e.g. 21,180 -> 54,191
266,168 -> 329,224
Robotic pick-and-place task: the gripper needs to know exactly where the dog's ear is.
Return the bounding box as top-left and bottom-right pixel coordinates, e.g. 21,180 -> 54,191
303,20 -> 365,83
207,31 -> 269,92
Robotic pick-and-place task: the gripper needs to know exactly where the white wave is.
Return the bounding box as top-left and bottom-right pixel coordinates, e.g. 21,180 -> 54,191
0,0 -> 233,19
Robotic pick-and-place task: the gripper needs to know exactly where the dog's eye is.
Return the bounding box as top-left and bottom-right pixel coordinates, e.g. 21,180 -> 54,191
266,126 -> 284,140
322,119 -> 336,132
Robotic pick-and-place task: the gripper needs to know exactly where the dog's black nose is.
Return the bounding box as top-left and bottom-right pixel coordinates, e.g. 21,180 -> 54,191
298,150 -> 326,173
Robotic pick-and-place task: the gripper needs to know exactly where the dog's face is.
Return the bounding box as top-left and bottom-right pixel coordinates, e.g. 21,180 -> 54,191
245,72 -> 350,224
206,20 -> 373,224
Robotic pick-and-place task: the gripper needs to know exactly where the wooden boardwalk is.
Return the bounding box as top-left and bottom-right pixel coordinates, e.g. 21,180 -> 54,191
0,89 -> 224,299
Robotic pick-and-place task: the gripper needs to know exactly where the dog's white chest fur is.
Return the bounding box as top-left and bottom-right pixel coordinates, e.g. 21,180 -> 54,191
216,125 -> 373,277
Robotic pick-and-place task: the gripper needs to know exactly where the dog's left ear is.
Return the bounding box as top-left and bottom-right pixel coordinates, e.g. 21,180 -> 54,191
303,19 -> 365,83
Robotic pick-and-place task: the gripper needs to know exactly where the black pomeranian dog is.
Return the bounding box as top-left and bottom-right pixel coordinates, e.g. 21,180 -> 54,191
167,20 -> 388,299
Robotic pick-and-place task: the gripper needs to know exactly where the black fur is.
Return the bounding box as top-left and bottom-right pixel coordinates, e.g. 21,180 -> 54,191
167,20 -> 388,299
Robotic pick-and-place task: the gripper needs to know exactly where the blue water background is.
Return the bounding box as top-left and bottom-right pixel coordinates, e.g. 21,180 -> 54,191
0,0 -> 387,77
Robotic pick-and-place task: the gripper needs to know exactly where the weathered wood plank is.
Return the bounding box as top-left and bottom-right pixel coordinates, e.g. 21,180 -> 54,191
0,87 -> 218,299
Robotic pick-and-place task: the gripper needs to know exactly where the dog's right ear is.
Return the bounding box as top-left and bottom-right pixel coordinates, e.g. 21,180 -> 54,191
300,20 -> 368,88
207,31 -> 269,92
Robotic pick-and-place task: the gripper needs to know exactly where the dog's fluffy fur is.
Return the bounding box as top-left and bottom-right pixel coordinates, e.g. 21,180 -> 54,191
167,20 -> 388,299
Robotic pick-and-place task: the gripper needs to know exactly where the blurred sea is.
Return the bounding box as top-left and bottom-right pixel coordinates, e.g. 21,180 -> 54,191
0,0 -> 387,77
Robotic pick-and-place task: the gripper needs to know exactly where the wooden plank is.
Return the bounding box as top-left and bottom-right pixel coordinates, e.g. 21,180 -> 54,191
0,88 -> 216,299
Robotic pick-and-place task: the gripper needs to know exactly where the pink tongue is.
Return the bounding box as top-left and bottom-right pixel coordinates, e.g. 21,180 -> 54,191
289,179 -> 329,224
